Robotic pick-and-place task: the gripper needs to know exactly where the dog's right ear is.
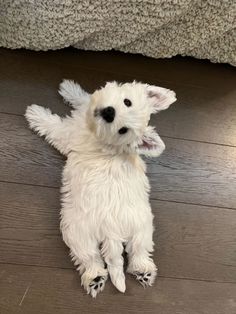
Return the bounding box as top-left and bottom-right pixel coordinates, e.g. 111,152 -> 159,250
147,85 -> 176,113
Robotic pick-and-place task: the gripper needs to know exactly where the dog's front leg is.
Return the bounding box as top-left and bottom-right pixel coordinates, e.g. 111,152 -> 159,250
59,79 -> 90,109
25,104 -> 72,155
126,228 -> 157,287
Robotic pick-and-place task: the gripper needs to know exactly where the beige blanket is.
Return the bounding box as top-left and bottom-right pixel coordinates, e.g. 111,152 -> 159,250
0,0 -> 235,65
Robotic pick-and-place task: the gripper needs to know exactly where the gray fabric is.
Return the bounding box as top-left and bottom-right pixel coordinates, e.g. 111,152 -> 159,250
0,0 -> 235,66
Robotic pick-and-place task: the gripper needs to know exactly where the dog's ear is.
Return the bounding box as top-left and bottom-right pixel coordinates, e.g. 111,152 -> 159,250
147,85 -> 176,113
137,126 -> 165,157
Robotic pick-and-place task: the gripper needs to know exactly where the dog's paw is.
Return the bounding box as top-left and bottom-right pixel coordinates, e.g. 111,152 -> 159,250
87,275 -> 107,298
133,271 -> 157,287
25,104 -> 51,131
81,268 -> 108,298
127,259 -> 157,288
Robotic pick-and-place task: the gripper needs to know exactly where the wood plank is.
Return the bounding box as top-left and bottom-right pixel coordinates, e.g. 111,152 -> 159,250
1,264 -> 235,314
1,47 -> 236,314
0,264 -> 35,314
156,202 -> 236,282
1,47 -> 235,90
0,182 -> 70,268
0,114 -> 63,187
1,182 -> 236,283
148,137 -> 236,209
1,114 -> 236,209
154,86 -> 236,146
0,48 -> 236,146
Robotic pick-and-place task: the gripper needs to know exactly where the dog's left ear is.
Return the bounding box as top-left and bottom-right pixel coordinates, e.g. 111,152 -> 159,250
137,126 -> 165,157
147,85 -> 177,113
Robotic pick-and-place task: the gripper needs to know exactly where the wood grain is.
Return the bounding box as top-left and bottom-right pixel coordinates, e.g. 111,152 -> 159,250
1,264 -> 236,314
156,202 -> 236,282
1,47 -> 235,89
1,114 -> 236,209
0,264 -> 35,314
148,137 -> 236,209
0,181 -> 70,268
0,114 -> 63,187
153,86 -> 236,146
1,47 -> 236,313
1,181 -> 236,283
0,47 -> 236,145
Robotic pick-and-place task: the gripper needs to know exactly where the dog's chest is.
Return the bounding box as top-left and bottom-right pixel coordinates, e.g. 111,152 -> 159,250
64,154 -> 150,208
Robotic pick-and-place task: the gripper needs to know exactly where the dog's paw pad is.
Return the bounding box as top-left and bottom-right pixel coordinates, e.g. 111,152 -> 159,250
134,271 -> 156,287
88,276 -> 106,298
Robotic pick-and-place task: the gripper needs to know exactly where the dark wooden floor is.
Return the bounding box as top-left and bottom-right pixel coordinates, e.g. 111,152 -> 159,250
0,47 -> 236,314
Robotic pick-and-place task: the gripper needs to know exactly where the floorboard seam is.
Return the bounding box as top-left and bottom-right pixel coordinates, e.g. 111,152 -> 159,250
1,179 -> 236,211
160,135 -> 236,148
150,197 -> 236,211
1,112 -> 236,148
1,261 -> 235,285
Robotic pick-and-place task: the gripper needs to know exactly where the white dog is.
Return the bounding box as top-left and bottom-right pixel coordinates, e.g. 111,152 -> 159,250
25,80 -> 176,297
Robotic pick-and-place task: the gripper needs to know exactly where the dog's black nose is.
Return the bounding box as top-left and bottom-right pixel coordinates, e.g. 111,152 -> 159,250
100,106 -> 115,123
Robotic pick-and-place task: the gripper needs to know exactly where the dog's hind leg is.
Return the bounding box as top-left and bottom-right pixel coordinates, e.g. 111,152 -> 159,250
59,80 -> 90,109
61,222 -> 108,298
69,241 -> 108,298
101,239 -> 126,293
126,229 -> 157,287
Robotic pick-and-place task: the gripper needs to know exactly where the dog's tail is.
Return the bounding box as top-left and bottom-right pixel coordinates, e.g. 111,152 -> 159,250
59,79 -> 91,109
108,265 -> 126,293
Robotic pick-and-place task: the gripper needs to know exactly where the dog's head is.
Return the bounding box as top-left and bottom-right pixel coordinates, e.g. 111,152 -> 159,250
86,81 -> 176,157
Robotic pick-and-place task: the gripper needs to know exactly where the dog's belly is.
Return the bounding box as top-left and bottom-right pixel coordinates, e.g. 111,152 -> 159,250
61,155 -> 153,240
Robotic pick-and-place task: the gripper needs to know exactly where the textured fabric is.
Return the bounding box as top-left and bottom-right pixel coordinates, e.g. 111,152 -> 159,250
0,0 -> 235,65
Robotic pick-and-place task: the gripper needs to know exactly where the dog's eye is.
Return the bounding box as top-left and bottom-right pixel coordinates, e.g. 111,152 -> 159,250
124,99 -> 132,107
118,127 -> 128,135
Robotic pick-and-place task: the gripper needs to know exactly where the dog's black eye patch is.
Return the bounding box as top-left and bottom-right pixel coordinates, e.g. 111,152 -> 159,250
124,99 -> 132,107
118,127 -> 128,135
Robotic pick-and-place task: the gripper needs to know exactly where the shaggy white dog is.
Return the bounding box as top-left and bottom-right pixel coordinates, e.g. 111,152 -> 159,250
25,80 -> 176,297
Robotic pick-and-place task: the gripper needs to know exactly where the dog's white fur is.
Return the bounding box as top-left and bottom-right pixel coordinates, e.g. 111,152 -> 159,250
25,80 -> 176,297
